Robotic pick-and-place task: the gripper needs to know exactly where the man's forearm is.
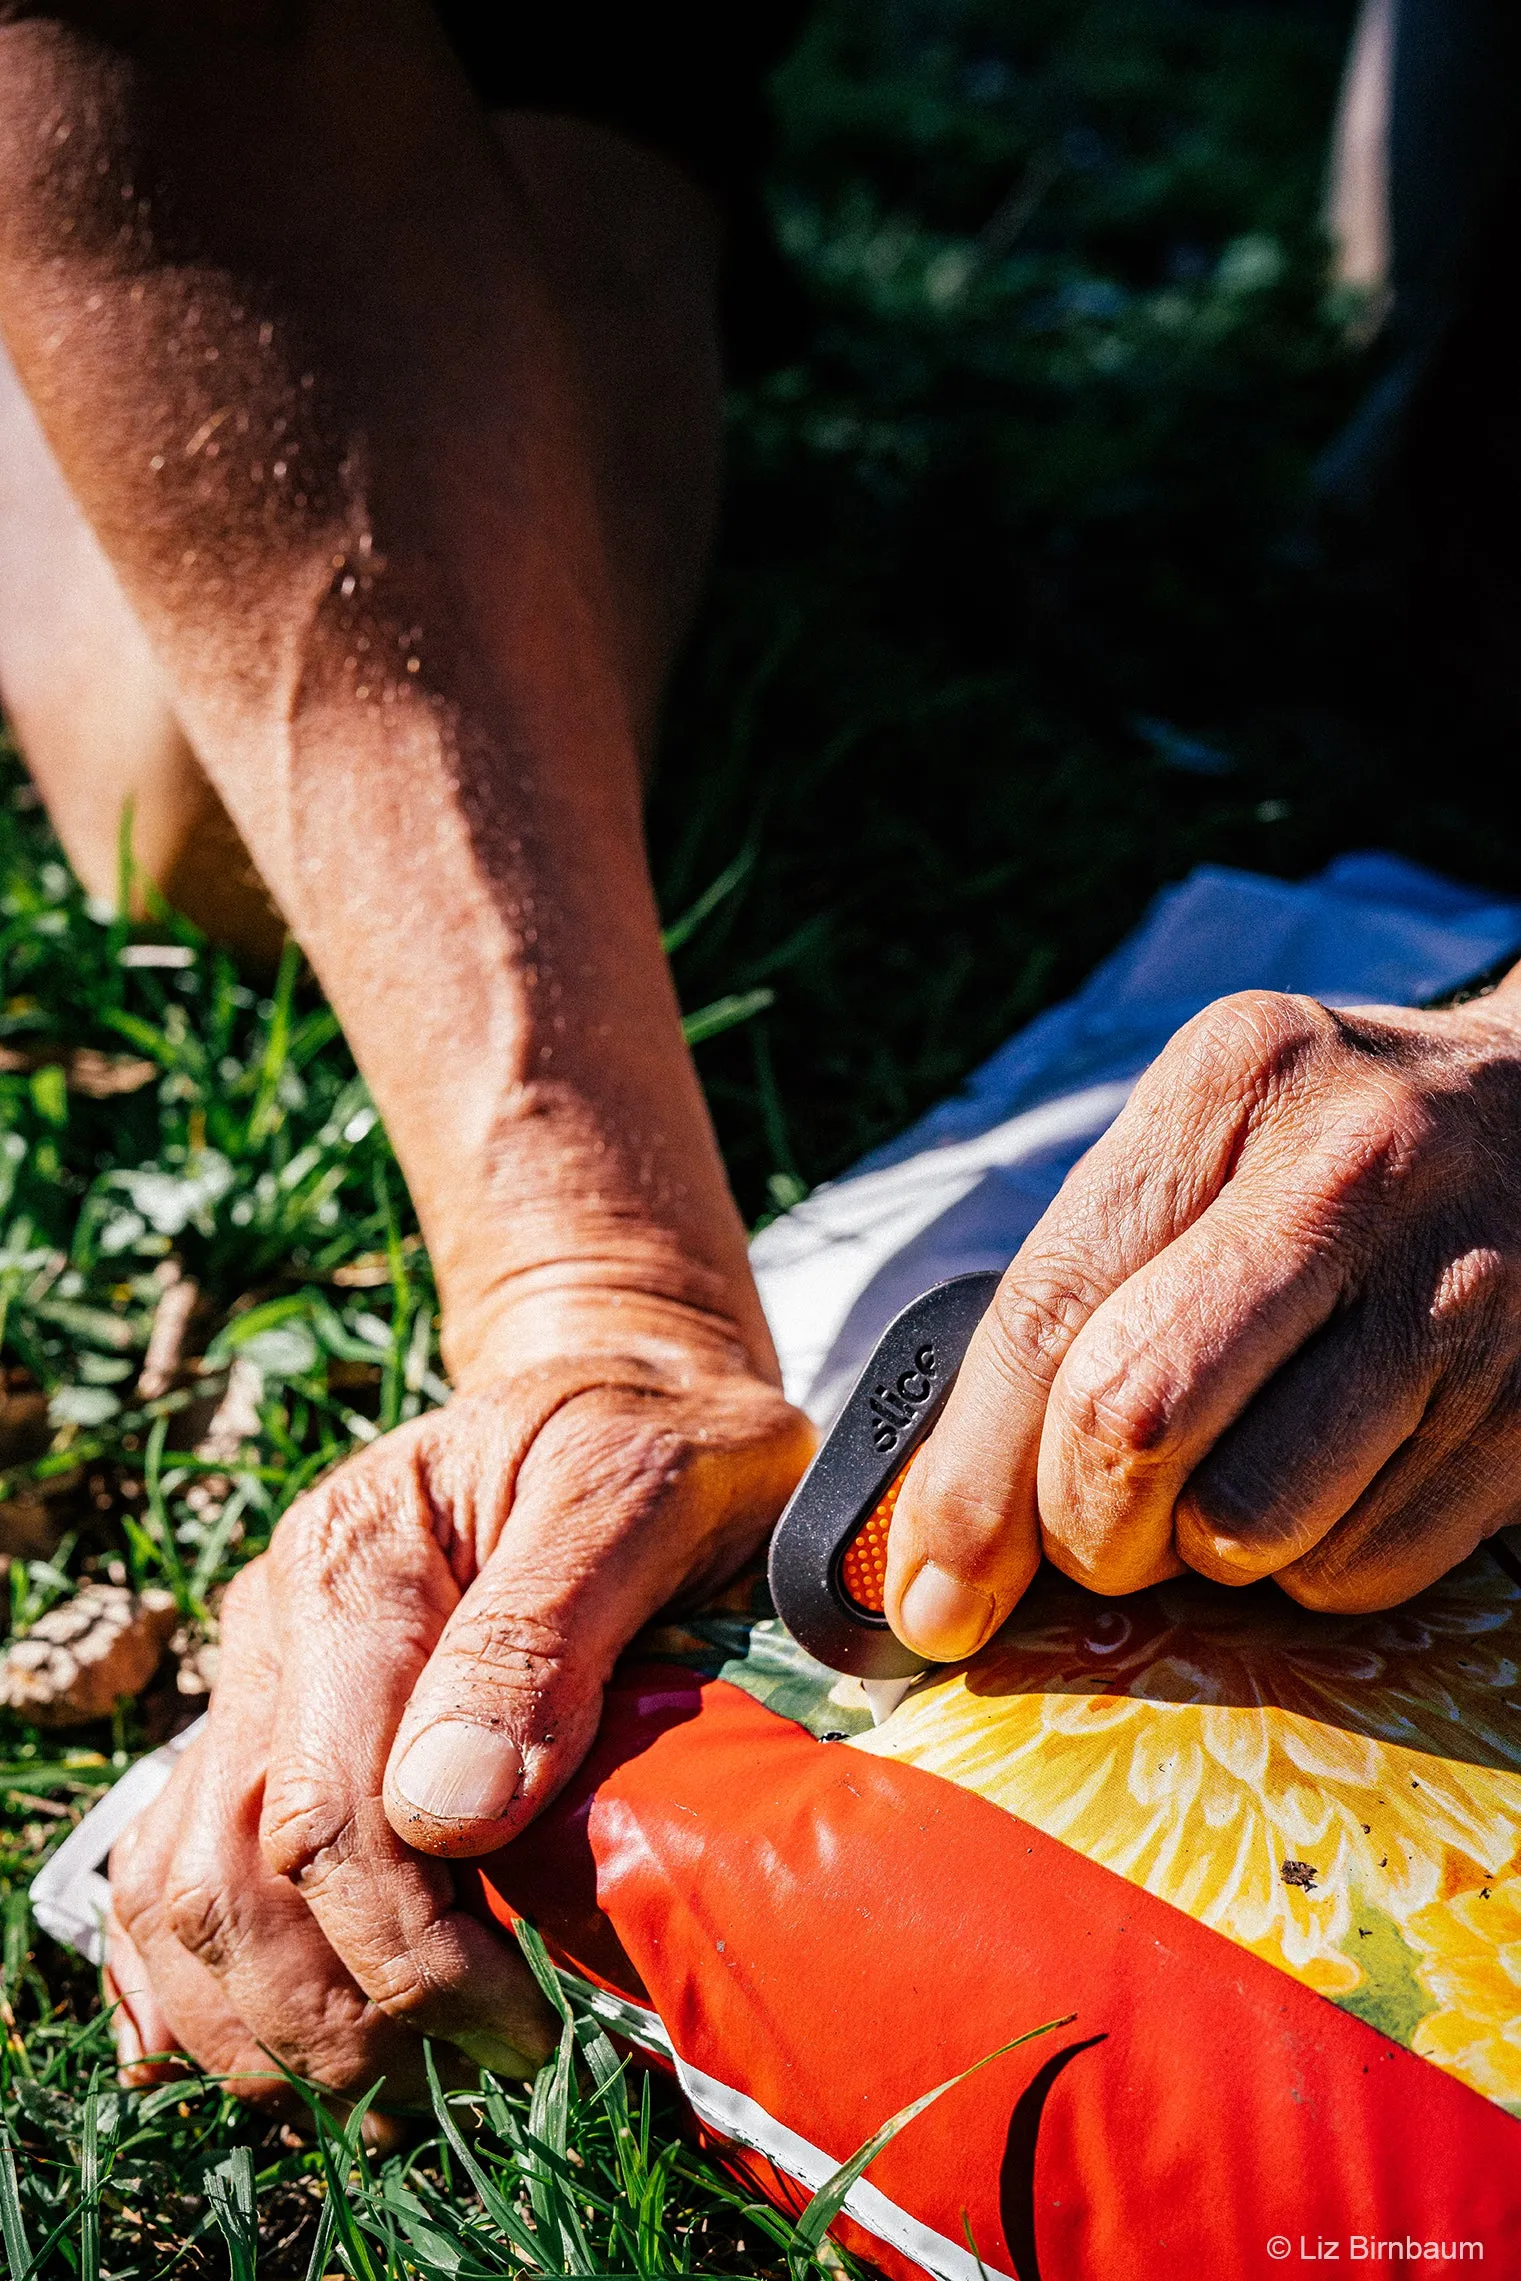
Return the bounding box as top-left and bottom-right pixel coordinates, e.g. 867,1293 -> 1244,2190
0,0 -> 772,1383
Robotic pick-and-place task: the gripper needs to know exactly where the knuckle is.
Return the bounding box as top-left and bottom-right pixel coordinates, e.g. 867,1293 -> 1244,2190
431,1604 -> 571,1696
1429,1245 -> 1519,1335
901,1470 -> 1015,1568
1174,990 -> 1334,1098
361,1958 -> 434,2025
259,1790 -> 363,1887
1313,1075 -> 1433,1200
272,1440 -> 449,1610
525,1401 -> 683,1508
1180,1452 -> 1270,1540
272,1470 -> 374,1577
1060,1344 -> 1183,1465
989,1267 -> 1101,1394
162,1870 -> 240,1970
358,1923 -> 470,2027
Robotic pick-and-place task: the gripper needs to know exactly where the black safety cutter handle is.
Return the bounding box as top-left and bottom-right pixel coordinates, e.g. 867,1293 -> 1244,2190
767,1271 -> 1001,1679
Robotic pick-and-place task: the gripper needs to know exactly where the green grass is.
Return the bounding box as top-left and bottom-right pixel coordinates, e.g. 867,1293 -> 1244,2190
0,1935 -> 855,2279
2,0 -> 1511,2269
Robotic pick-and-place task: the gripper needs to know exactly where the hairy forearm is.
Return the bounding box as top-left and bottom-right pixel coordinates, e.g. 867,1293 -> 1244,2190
0,0 -> 771,1382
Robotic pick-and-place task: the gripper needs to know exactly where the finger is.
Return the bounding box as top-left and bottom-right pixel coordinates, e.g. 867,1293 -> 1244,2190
258,1414 -> 560,2064
114,1814 -> 420,2140
1282,1430 -> 1521,1611
1280,1347 -> 1521,1613
1175,1305 -> 1436,1583
1184,1241 -> 1521,1594
383,1377 -> 808,1854
1033,1161 -> 1372,1592
885,992 -> 1340,1652
110,1766 -> 289,2107
164,1560 -> 462,2102
103,1909 -> 184,2084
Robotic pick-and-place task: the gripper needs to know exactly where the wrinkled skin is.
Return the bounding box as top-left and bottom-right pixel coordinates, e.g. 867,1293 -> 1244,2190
2,0 -> 1519,2125
0,0 -> 810,2104
886,986 -> 1521,1657
110,1351 -> 808,2106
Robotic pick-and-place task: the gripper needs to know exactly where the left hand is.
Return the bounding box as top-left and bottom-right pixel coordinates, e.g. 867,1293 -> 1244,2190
885,983 -> 1521,1655
107,1339 -> 810,2110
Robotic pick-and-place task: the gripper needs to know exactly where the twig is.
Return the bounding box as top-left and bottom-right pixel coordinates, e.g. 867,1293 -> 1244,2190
137,1265 -> 201,1401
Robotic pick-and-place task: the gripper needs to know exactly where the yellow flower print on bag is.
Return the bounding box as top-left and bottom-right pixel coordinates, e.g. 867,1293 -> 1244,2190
851,1538 -> 1521,2114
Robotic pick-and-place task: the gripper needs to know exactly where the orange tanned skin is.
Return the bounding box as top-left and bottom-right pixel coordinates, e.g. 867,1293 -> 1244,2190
4,0 -> 1521,2118
0,0 -> 811,2097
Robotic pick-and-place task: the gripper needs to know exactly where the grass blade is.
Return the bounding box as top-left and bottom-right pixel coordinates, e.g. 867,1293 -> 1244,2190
78,2079 -> 101,2281
421,2043 -> 542,2260
680,987 -> 775,1047
0,2124 -> 32,2281
204,2145 -> 259,2281
511,1919 -> 596,2269
310,2112 -> 380,2281
247,935 -> 301,1146
299,2193 -> 336,2281
511,1916 -> 573,2027
660,844 -> 755,956
792,2012 -> 1076,2255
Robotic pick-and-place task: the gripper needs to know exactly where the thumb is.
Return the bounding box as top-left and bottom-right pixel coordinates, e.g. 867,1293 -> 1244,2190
384,1378 -> 809,1856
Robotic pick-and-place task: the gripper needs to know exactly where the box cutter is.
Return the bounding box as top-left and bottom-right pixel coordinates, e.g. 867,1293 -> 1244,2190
767,1270 -> 1001,1724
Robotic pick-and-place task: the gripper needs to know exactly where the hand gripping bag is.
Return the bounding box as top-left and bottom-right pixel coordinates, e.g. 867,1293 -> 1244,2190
475,860 -> 1521,2278
35,859 -> 1521,2277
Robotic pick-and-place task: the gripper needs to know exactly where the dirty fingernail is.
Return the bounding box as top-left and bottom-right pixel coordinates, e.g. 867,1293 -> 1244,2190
897,1562 -> 994,1661
393,1724 -> 522,1822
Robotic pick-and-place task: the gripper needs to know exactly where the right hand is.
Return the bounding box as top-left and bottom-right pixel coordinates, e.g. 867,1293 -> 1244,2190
883,986 -> 1521,1655
108,1331 -> 811,2112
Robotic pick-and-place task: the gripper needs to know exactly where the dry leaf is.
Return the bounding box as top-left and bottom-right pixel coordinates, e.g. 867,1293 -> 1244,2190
138,1265 -> 202,1400
195,1355 -> 264,1464
0,1042 -> 157,1096
1,1583 -> 178,1726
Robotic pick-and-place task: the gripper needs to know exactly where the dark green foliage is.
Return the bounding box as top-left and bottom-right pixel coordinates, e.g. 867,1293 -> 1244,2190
652,0 -> 1516,1219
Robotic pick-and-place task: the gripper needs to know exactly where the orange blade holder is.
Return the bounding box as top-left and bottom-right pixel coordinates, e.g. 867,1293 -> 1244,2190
768,1272 -> 1000,1681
